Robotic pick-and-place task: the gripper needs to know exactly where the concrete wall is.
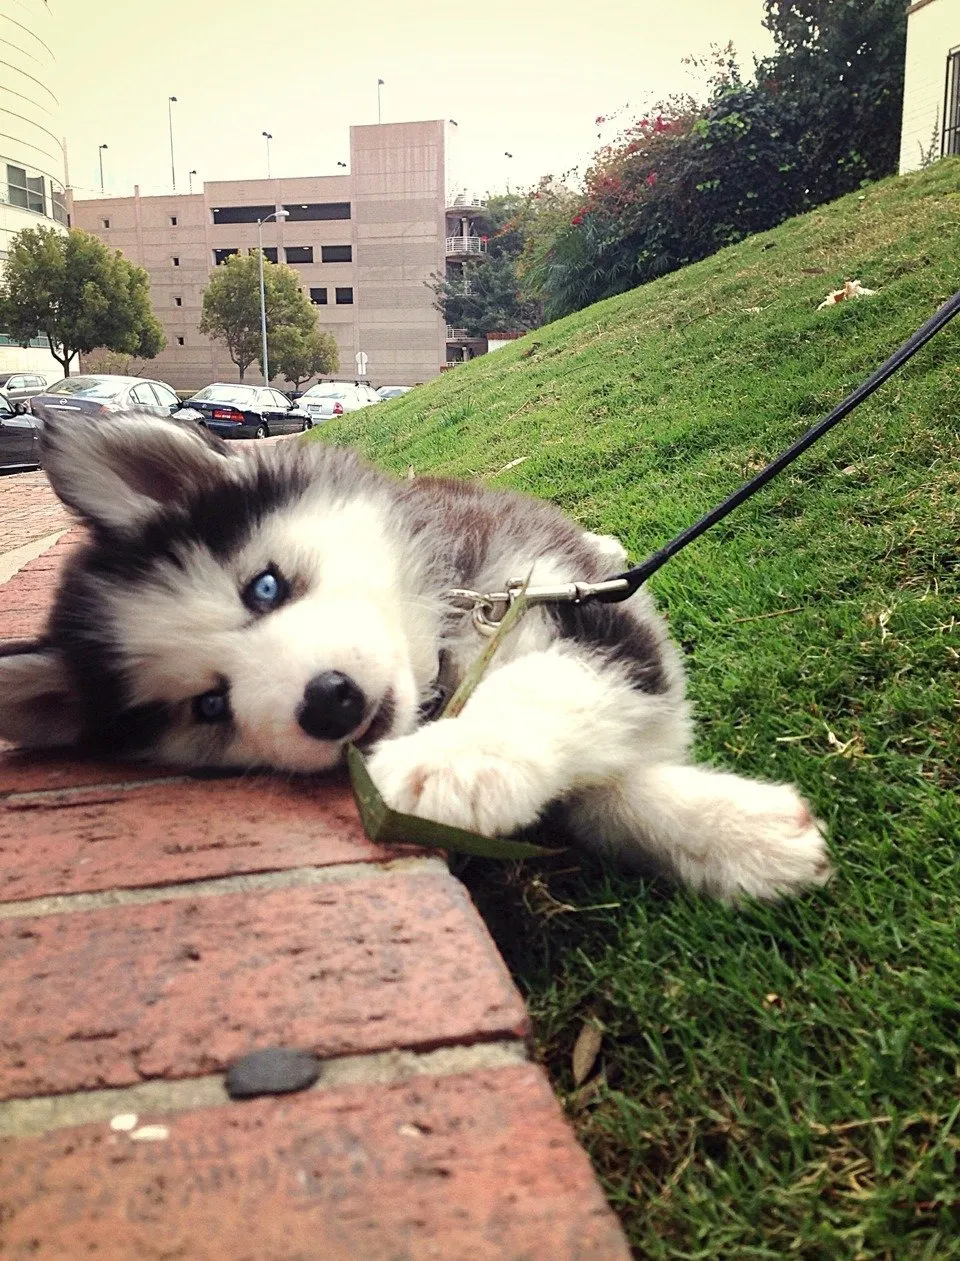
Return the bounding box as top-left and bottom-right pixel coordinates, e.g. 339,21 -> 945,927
899,0 -> 960,173
69,122 -> 448,391
0,0 -> 67,378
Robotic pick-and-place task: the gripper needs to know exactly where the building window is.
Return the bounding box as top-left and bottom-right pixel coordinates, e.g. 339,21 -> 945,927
170,216 -> 178,226
282,202 -> 350,221
211,204 -> 278,225
7,165 -> 45,214
335,287 -> 353,305
258,246 -> 278,264
174,296 -> 183,306
101,218 -> 111,229
51,189 -> 68,226
284,246 -> 314,264
309,287 -> 328,305
172,256 -> 181,267
213,248 -> 239,265
944,46 -> 960,157
176,336 -> 185,346
321,244 -> 352,263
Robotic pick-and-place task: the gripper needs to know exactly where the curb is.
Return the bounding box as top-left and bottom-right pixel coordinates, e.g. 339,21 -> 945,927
0,505 -> 630,1257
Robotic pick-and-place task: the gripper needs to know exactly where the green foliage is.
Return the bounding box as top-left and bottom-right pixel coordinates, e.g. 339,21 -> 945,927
0,227 -> 165,376
271,324 -> 339,390
199,251 -> 328,383
525,2 -> 908,319
428,193 -> 542,337
760,0 -> 908,202
199,252 -> 266,380
313,159 -> 960,1253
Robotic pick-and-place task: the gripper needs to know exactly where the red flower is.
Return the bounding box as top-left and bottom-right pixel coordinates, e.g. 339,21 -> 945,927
646,172 -> 658,187
571,215 -> 584,226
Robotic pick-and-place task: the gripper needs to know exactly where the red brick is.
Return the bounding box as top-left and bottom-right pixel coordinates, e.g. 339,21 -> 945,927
0,870 -> 529,1099
0,1065 -> 628,1259
0,773 -> 415,903
0,750 -> 182,796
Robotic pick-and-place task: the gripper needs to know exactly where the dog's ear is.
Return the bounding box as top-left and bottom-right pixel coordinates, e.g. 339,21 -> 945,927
0,643 -> 83,748
36,409 -> 241,532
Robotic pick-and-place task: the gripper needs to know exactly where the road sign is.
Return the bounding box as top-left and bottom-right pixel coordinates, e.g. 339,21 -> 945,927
355,351 -> 368,376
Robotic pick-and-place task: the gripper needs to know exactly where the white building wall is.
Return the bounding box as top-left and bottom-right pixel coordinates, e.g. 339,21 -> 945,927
899,0 -> 960,173
0,0 -> 67,376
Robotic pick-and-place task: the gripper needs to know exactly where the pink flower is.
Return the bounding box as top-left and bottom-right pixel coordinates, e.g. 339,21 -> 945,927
646,172 -> 658,187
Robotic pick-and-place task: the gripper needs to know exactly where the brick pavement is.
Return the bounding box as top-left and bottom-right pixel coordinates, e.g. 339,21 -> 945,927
0,482 -> 630,1259
0,470 -> 72,556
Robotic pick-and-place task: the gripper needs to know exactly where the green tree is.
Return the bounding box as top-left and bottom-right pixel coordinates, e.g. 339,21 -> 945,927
428,193 -> 542,338
198,252 -> 263,380
759,0 -> 907,202
200,251 -> 325,383
0,227 -> 165,377
272,325 -> 340,391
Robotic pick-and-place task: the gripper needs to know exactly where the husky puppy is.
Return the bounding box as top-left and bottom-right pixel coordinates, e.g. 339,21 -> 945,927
0,414 -> 831,901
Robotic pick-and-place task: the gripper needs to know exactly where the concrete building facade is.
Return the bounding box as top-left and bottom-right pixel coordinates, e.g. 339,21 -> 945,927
899,0 -> 960,173
70,120 -> 457,390
0,0 -> 68,376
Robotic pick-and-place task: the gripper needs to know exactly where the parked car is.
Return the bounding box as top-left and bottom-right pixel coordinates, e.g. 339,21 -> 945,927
376,385 -> 412,401
29,375 -> 198,421
185,384 -> 311,439
0,389 -> 41,472
298,381 -> 382,422
0,372 -> 49,413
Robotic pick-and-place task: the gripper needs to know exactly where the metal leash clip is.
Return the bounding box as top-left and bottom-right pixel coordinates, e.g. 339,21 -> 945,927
448,577 -> 632,636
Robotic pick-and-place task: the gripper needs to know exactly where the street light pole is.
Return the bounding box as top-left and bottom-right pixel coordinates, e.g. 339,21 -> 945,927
262,132 -> 272,179
168,96 -> 178,192
98,144 -> 108,194
188,169 -> 197,194
257,208 -> 289,384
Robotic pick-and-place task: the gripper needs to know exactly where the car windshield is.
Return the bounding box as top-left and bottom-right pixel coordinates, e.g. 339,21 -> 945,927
302,384 -> 348,400
191,386 -> 255,404
46,377 -> 125,398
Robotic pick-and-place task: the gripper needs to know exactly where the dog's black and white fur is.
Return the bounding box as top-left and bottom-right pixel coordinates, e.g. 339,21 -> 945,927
0,413 -> 832,900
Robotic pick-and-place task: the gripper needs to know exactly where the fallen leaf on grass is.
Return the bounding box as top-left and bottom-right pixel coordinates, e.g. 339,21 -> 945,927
572,1021 -> 604,1086
817,278 -> 877,310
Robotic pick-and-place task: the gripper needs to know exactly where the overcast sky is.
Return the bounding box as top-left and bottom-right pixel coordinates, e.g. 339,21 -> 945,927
57,0 -> 775,201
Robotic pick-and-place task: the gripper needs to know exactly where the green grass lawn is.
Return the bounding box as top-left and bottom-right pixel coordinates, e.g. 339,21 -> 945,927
317,160 -> 960,1256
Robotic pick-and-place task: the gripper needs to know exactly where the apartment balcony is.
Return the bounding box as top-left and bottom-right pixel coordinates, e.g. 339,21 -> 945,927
445,192 -> 486,214
445,235 -> 487,258
445,326 -> 469,341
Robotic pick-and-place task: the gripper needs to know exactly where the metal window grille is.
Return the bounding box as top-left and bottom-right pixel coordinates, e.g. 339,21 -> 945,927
943,46 -> 960,157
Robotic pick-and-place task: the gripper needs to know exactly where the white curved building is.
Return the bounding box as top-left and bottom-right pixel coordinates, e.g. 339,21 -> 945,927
0,0 -> 67,375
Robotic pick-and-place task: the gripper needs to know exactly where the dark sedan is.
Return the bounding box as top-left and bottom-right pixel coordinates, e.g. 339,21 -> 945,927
0,389 -> 41,472
29,374 -> 195,420
185,384 -> 312,439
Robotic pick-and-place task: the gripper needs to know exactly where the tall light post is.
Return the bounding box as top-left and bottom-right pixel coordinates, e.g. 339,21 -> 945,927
258,208 -> 289,384
98,143 -> 108,194
168,96 -> 178,191
262,131 -> 272,179
377,78 -> 384,124
188,168 -> 197,194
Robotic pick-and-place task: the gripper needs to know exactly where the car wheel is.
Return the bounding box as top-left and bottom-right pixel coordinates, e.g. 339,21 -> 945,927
255,425 -> 267,439
301,419 -> 313,431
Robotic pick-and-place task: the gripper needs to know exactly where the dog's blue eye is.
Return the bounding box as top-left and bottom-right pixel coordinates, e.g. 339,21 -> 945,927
243,567 -> 288,612
192,688 -> 231,724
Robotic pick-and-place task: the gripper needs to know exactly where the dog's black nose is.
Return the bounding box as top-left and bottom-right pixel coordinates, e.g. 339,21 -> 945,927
297,671 -> 366,741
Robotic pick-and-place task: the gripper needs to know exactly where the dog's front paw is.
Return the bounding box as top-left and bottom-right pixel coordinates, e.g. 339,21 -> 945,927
365,723 -> 549,837
718,783 -> 833,901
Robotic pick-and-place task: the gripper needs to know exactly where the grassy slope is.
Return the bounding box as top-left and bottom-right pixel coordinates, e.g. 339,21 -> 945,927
319,162 -> 960,1256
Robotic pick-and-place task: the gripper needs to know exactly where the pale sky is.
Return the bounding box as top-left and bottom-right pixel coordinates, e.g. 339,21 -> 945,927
57,0 -> 775,201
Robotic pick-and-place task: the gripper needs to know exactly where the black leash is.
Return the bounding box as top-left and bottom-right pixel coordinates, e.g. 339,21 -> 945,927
449,288 -> 960,632
594,288 -> 960,603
